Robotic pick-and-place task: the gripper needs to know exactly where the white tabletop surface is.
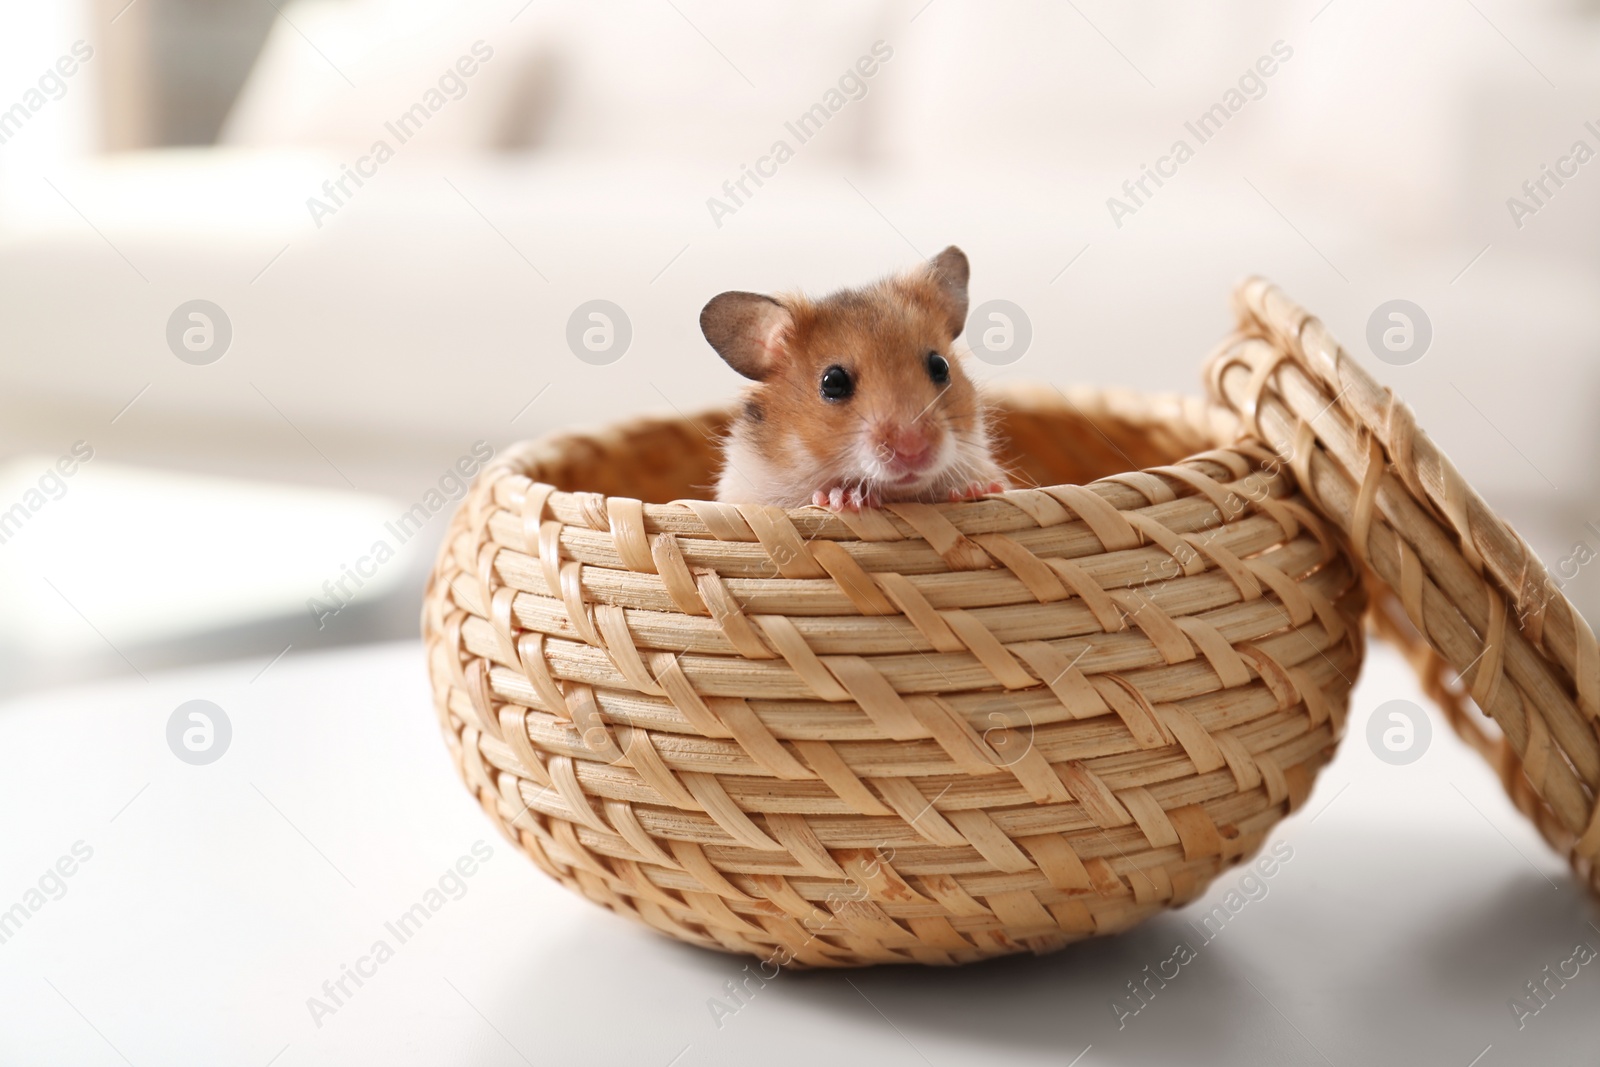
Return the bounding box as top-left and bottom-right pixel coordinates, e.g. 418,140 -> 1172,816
1,637 -> 1595,1067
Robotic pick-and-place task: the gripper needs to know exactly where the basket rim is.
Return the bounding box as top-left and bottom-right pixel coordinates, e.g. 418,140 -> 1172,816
1208,275 -> 1600,883
467,381 -> 1261,544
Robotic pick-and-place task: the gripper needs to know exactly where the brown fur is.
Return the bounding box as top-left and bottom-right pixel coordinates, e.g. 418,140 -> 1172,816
703,246 -> 1005,507
753,279 -> 979,468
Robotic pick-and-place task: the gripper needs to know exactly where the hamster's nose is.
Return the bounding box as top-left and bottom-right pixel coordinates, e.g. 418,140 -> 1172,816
881,425 -> 935,469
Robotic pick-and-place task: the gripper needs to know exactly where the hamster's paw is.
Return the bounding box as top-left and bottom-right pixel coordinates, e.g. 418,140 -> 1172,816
949,480 -> 1007,502
813,486 -> 881,512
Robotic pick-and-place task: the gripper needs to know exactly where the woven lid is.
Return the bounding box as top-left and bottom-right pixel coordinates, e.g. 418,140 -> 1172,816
1205,278 -> 1600,890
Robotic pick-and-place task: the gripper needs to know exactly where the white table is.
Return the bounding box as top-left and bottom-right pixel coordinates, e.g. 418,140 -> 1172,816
1,639 -> 1593,1066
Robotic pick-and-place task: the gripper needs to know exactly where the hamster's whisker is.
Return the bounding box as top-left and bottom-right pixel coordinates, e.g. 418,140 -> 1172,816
909,389 -> 947,426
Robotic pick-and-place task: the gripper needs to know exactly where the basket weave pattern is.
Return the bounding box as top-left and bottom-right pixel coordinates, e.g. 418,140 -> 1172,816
1209,279 -> 1600,892
422,385 -> 1366,966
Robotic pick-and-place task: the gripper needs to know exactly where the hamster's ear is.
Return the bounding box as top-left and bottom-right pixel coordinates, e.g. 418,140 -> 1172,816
923,245 -> 970,338
700,292 -> 792,381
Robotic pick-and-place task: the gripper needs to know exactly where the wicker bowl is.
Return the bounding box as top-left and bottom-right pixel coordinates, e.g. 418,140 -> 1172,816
421,383 -> 1366,967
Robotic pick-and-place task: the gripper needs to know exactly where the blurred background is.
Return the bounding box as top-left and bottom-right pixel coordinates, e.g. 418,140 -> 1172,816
3,0 -> 1599,695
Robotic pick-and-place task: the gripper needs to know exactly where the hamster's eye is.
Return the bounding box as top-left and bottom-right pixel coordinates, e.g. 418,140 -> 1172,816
926,351 -> 950,385
819,364 -> 854,402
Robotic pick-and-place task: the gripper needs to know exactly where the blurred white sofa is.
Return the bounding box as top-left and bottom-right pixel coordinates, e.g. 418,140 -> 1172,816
2,0 -> 1598,512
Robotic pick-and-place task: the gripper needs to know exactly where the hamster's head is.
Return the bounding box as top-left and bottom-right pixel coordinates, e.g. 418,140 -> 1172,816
700,246 -> 992,501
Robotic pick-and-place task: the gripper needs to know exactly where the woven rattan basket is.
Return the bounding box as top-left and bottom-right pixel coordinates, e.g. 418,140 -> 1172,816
1208,279 -> 1600,893
421,383 -> 1366,966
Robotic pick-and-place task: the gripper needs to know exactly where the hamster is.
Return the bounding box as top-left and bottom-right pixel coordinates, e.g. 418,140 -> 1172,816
700,245 -> 1009,511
